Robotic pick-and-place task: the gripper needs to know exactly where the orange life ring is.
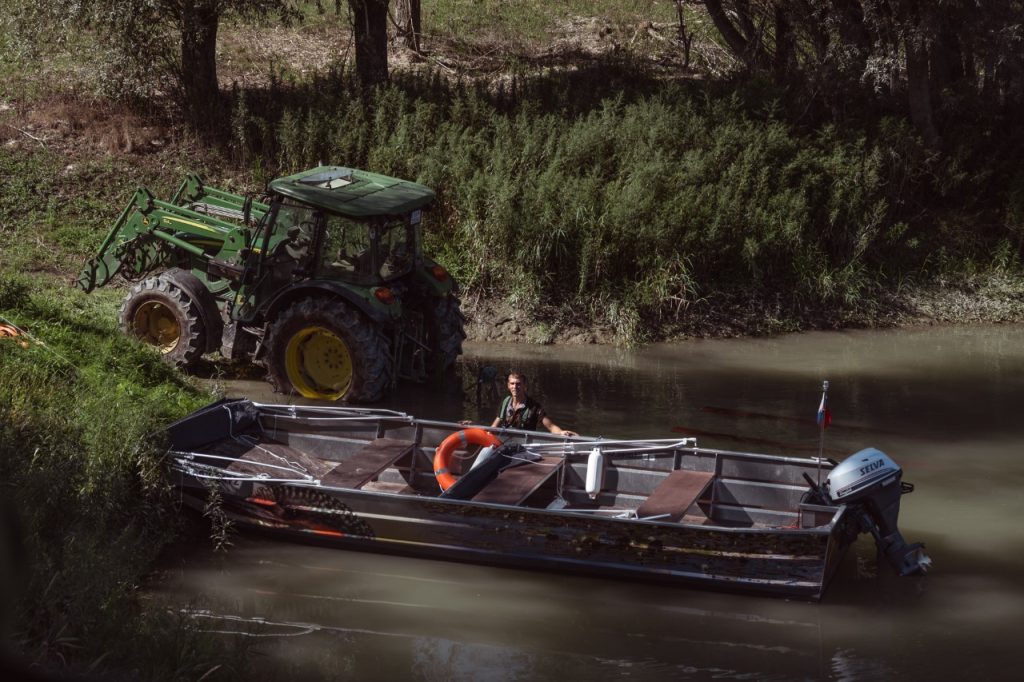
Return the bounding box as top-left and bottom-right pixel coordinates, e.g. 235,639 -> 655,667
433,428 -> 503,491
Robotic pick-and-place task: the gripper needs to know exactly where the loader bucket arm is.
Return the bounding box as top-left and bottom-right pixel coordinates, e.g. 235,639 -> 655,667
77,187 -> 252,292
76,192 -> 140,292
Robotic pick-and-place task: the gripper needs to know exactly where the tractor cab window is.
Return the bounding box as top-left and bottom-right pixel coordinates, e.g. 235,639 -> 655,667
272,202 -> 318,261
319,216 -> 376,283
376,219 -> 414,280
319,215 -> 414,283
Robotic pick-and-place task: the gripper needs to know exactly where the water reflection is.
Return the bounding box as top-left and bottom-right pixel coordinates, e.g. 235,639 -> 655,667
161,539 -> 834,681
179,323 -> 1024,680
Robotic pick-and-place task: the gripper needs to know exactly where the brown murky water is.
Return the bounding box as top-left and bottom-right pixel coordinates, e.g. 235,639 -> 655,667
160,324 -> 1024,680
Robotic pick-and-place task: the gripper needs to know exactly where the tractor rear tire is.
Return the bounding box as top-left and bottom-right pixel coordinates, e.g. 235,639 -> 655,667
427,294 -> 466,374
263,298 -> 394,403
119,275 -> 207,368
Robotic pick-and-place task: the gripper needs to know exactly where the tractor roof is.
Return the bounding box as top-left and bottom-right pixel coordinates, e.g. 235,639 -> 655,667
269,166 -> 435,219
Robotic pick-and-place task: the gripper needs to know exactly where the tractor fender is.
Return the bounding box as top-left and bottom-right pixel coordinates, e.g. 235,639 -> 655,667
259,281 -> 399,329
417,257 -> 458,297
161,268 -> 224,353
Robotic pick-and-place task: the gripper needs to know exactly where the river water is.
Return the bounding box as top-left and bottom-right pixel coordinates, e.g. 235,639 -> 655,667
161,324 -> 1024,681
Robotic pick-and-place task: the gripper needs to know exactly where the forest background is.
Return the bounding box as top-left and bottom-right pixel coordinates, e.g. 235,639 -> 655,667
1,1 -> 1023,679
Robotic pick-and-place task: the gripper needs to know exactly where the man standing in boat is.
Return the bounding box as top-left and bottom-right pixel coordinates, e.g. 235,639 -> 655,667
490,370 -> 577,436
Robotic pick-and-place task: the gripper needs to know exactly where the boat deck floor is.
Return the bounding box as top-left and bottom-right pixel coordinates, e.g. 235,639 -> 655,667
217,437 -> 417,491
220,440 -> 336,480
208,437 -> 797,528
361,480 -> 416,495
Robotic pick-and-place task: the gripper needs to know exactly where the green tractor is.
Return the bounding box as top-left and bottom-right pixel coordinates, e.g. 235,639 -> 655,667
78,166 -> 465,402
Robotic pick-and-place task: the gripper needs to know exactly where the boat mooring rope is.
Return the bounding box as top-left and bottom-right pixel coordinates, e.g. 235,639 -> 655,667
0,314 -> 81,375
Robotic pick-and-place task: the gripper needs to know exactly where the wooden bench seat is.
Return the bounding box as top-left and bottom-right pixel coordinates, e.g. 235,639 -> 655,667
636,470 -> 715,522
320,438 -> 417,489
471,455 -> 563,506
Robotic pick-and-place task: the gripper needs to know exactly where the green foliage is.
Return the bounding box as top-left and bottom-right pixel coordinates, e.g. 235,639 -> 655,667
223,67 -> 1021,342
0,274 -> 220,678
0,275 -> 30,309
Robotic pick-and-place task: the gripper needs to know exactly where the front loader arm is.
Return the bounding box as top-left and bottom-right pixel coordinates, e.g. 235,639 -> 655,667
77,187 -> 253,292
171,174 -> 271,223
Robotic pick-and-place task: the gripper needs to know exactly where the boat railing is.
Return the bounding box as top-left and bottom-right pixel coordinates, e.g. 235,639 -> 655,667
253,403 -> 414,425
515,438 -> 697,455
249,402 -> 833,465
253,402 -> 412,419
233,402 -> 835,519
169,449 -> 320,485
172,403 -> 839,530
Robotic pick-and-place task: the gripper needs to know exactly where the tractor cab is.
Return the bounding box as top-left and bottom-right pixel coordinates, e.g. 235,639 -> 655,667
264,166 -> 431,285
265,202 -> 420,286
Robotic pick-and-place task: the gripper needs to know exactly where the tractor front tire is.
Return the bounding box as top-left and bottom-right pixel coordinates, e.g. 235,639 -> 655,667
264,298 -> 394,403
119,275 -> 207,368
427,294 -> 466,374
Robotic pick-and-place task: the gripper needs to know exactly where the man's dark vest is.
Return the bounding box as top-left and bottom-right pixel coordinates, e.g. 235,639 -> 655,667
498,395 -> 541,430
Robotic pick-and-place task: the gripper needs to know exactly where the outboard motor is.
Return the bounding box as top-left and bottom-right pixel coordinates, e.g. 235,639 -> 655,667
824,448 -> 932,576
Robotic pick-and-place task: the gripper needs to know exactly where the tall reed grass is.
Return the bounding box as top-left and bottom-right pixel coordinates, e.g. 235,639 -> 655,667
226,64 -> 1021,341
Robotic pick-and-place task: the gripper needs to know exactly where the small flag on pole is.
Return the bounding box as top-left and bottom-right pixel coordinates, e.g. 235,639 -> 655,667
815,380 -> 830,486
816,383 -> 832,429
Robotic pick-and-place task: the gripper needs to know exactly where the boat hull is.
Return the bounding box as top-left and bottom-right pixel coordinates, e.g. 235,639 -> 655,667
174,474 -> 850,601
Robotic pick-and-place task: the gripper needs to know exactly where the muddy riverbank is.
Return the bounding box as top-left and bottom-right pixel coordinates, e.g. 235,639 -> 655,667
461,273 -> 1024,345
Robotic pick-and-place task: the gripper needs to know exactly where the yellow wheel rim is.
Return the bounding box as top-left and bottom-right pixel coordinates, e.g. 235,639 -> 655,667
132,301 -> 180,353
285,326 -> 353,400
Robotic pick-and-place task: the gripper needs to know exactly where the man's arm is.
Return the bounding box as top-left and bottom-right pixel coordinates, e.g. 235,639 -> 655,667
541,415 -> 577,437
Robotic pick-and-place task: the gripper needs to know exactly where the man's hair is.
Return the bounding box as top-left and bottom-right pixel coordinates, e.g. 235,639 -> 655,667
506,370 -> 527,382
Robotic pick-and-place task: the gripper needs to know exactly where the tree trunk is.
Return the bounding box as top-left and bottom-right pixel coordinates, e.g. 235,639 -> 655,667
899,0 -> 941,147
350,0 -> 390,87
703,0 -> 753,67
928,14 -> 964,96
674,0 -> 693,69
395,0 -> 422,53
179,2 -> 220,121
905,34 -> 940,147
773,5 -> 795,83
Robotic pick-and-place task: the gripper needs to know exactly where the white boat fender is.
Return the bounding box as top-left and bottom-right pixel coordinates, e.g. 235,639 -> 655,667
585,447 -> 604,499
469,445 -> 497,471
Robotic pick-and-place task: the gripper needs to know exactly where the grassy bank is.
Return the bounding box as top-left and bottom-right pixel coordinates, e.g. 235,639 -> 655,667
2,5 -> 1022,348
0,274 -> 248,679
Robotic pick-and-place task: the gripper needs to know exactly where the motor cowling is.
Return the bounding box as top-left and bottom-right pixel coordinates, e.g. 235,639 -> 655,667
824,448 -> 932,576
